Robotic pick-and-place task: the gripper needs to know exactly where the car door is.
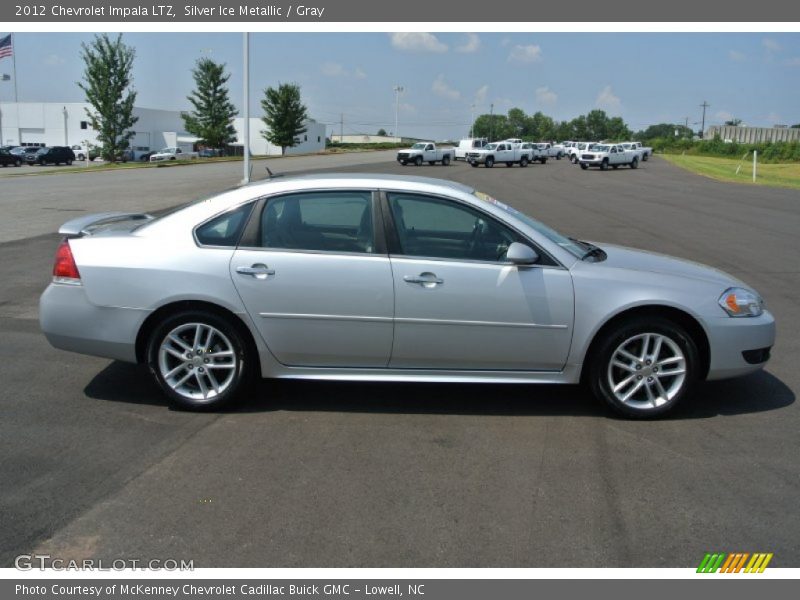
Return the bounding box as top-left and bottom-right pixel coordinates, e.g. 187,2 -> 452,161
230,189 -> 394,368
384,191 -> 574,371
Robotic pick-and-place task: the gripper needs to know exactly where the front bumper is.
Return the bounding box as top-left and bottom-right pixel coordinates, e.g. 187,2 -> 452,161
705,310 -> 776,380
40,283 -> 149,363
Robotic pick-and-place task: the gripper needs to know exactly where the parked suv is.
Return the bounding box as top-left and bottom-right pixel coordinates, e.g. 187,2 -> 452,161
0,148 -> 23,167
26,146 -> 76,166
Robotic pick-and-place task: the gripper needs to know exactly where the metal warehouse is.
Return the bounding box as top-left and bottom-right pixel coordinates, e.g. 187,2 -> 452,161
0,102 -> 326,156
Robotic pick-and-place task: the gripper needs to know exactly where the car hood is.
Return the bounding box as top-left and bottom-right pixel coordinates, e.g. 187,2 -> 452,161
597,243 -> 746,287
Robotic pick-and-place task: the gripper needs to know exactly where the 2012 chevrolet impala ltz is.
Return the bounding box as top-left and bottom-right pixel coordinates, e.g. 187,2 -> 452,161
40,174 -> 775,418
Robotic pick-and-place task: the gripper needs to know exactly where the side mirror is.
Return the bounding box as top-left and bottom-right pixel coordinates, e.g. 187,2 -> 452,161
506,242 -> 539,266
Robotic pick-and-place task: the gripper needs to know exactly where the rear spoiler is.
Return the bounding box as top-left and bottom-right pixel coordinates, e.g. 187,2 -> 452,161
58,212 -> 154,238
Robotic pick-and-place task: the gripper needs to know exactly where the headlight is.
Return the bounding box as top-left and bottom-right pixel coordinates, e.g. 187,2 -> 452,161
718,287 -> 764,317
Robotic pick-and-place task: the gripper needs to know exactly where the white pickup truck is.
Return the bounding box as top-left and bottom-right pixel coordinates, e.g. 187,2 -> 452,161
149,146 -> 199,162
535,143 -> 565,160
467,141 -> 534,168
578,143 -> 640,170
567,141 -> 597,163
397,142 -> 454,166
621,141 -> 653,161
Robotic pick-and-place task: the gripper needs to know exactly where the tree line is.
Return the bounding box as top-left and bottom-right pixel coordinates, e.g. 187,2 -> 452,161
79,34 -> 309,161
470,108 -> 632,142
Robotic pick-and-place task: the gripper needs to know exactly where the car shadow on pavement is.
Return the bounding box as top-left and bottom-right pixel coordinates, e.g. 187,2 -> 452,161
84,362 -> 794,420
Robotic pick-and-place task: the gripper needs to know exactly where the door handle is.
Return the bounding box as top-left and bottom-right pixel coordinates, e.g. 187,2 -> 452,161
236,264 -> 275,279
404,273 -> 444,287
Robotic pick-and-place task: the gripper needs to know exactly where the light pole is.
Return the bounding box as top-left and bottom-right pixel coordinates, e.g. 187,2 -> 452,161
393,85 -> 404,143
489,103 -> 494,142
241,32 -> 250,185
0,74 -> 9,145
62,106 -> 68,146
469,103 -> 475,138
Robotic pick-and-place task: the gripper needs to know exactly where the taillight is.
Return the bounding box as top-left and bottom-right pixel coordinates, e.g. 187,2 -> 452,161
53,239 -> 81,284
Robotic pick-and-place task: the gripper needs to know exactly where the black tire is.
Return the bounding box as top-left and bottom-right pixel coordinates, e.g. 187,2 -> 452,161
612,165 -> 619,170
485,156 -> 495,168
540,157 -> 547,164
571,155 -> 578,164
66,159 -> 73,166
400,160 -> 407,166
414,156 -> 423,167
428,161 -> 435,166
15,159 -> 21,167
506,162 -> 513,167
588,316 -> 699,419
442,155 -> 451,166
520,156 -> 529,167
642,153 -> 649,162
470,161 -> 478,168
77,154 -> 85,161
147,310 -> 254,411
170,156 -> 176,161
600,158 -> 609,171
580,163 -> 588,170
631,157 -> 639,169
557,152 -> 563,160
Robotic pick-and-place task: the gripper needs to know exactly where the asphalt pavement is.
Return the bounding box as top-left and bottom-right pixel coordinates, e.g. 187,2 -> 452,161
0,152 -> 798,567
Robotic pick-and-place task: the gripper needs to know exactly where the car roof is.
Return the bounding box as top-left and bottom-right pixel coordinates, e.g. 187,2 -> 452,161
246,172 -> 476,195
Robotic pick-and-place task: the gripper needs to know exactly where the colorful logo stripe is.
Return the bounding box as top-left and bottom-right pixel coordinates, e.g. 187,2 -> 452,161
697,553 -> 773,573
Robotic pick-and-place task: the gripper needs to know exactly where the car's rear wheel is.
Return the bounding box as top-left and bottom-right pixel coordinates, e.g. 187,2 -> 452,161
147,310 -> 253,411
571,155 -> 578,164
66,159 -> 73,166
589,317 -> 698,419
631,157 -> 639,169
520,156 -> 529,167
442,155 -> 451,166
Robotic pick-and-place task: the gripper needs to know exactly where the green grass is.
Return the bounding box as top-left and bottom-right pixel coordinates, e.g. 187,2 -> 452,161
660,153 -> 800,190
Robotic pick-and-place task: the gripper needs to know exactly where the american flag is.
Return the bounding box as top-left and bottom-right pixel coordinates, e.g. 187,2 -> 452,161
0,34 -> 12,60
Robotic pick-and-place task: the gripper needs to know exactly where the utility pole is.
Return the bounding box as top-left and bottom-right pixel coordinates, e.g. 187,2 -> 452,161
340,113 -> 343,142
489,103 -> 494,142
700,101 -> 710,139
393,85 -> 404,143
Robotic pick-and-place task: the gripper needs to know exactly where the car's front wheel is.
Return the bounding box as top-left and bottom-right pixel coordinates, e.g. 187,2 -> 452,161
147,310 -> 253,411
589,317 -> 699,419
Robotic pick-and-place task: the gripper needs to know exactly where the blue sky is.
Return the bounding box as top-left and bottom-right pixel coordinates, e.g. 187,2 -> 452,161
1,32 -> 799,139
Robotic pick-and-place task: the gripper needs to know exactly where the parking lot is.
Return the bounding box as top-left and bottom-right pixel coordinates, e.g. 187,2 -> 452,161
1,152 -> 798,567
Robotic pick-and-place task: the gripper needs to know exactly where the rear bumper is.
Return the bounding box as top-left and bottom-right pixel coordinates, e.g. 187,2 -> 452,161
705,310 -> 776,380
39,283 -> 149,363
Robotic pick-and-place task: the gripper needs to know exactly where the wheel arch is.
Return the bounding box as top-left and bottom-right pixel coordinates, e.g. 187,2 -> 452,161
579,304 -> 710,383
135,299 -> 261,377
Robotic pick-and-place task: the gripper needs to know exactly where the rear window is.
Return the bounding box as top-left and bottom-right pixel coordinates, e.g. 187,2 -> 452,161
195,202 -> 254,247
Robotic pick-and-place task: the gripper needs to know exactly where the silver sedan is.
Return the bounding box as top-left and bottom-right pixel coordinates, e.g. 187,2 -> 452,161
40,174 -> 775,418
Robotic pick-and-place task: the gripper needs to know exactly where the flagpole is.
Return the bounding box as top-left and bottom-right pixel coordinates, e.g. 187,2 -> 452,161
12,33 -> 18,102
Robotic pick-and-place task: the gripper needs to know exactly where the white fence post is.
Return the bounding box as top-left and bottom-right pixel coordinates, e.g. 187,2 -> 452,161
753,150 -> 757,183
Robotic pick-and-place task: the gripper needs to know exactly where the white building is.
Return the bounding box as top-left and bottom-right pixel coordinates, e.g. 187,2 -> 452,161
0,102 -> 326,156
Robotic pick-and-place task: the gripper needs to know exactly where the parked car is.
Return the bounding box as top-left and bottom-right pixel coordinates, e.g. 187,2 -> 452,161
454,138 -> 488,161
10,145 -> 41,157
624,141 -> 653,161
39,174 -> 775,418
88,147 -> 131,162
578,144 -> 640,170
199,148 -> 224,158
467,141 -> 533,167
25,146 -> 76,166
535,143 -> 565,160
149,147 -> 199,162
396,142 -> 454,166
0,148 -> 23,167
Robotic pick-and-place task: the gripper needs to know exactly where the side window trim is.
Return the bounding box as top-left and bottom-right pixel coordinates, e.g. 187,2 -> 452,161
379,190 -> 560,267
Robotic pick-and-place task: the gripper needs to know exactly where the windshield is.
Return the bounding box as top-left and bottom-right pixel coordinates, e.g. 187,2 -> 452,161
484,143 -> 497,150
411,143 -> 428,150
473,191 -> 584,258
36,148 -> 48,155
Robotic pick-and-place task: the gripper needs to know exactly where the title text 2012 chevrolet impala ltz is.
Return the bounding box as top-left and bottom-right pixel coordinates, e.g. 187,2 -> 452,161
40,174 -> 775,418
